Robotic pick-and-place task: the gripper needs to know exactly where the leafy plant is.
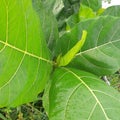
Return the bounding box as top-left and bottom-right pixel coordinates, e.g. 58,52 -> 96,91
1,0 -> 120,120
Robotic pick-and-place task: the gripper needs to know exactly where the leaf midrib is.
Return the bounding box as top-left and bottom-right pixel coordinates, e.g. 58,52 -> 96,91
0,40 -> 52,64
2,0 -> 52,64
76,39 -> 120,56
63,67 -> 110,120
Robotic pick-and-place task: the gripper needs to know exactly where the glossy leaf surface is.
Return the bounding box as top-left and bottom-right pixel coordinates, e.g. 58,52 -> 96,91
0,0 -> 51,107
48,68 -> 120,120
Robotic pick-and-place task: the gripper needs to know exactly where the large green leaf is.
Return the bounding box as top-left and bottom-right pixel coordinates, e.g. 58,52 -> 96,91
47,67 -> 120,120
102,5 -> 120,17
0,0 -> 52,107
54,16 -> 120,76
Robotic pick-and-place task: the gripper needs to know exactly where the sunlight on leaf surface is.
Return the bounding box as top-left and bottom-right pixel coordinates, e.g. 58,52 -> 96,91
0,0 -> 52,107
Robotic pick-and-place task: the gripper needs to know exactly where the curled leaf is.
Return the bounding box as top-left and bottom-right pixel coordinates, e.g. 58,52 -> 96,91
56,30 -> 87,67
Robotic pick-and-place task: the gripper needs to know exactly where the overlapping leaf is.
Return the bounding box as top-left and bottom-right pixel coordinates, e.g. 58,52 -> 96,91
0,0 -> 51,107
81,0 -> 102,11
32,0 -> 59,53
66,4 -> 96,29
54,16 -> 120,76
40,0 -> 80,32
102,5 -> 120,17
36,0 -> 64,17
47,68 -> 120,120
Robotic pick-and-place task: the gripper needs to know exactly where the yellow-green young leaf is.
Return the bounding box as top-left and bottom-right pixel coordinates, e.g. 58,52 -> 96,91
56,30 -> 87,67
66,4 -> 96,29
97,8 -> 105,15
79,4 -> 96,21
66,24 -> 71,32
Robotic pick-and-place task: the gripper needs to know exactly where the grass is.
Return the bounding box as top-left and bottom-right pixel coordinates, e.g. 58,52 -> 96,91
108,70 -> 120,92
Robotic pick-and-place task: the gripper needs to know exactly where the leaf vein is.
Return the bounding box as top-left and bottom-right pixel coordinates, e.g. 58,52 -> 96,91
88,102 -> 97,120
0,54 -> 26,91
93,90 -> 120,102
76,39 -> 120,56
63,67 -> 110,120
64,83 -> 82,120
0,40 -> 52,64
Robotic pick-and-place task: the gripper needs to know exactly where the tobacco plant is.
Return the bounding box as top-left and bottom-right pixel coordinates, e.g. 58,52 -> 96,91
0,0 -> 120,120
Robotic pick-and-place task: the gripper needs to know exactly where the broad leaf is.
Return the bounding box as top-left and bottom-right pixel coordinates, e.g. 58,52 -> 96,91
54,16 -> 120,76
81,0 -> 102,11
33,0 -> 59,52
0,0 -> 52,107
102,5 -> 120,17
47,68 -> 120,120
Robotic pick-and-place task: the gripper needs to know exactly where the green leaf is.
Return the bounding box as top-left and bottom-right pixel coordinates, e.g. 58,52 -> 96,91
66,4 -> 96,28
66,13 -> 79,30
56,30 -> 87,67
0,0 -> 52,107
47,68 -> 120,120
81,0 -> 102,11
50,0 -> 80,31
43,78 -> 52,115
33,0 -> 59,53
54,16 -> 120,76
0,113 -> 7,120
78,4 -> 96,20
38,0 -> 64,17
102,5 -> 120,17
96,8 -> 105,16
